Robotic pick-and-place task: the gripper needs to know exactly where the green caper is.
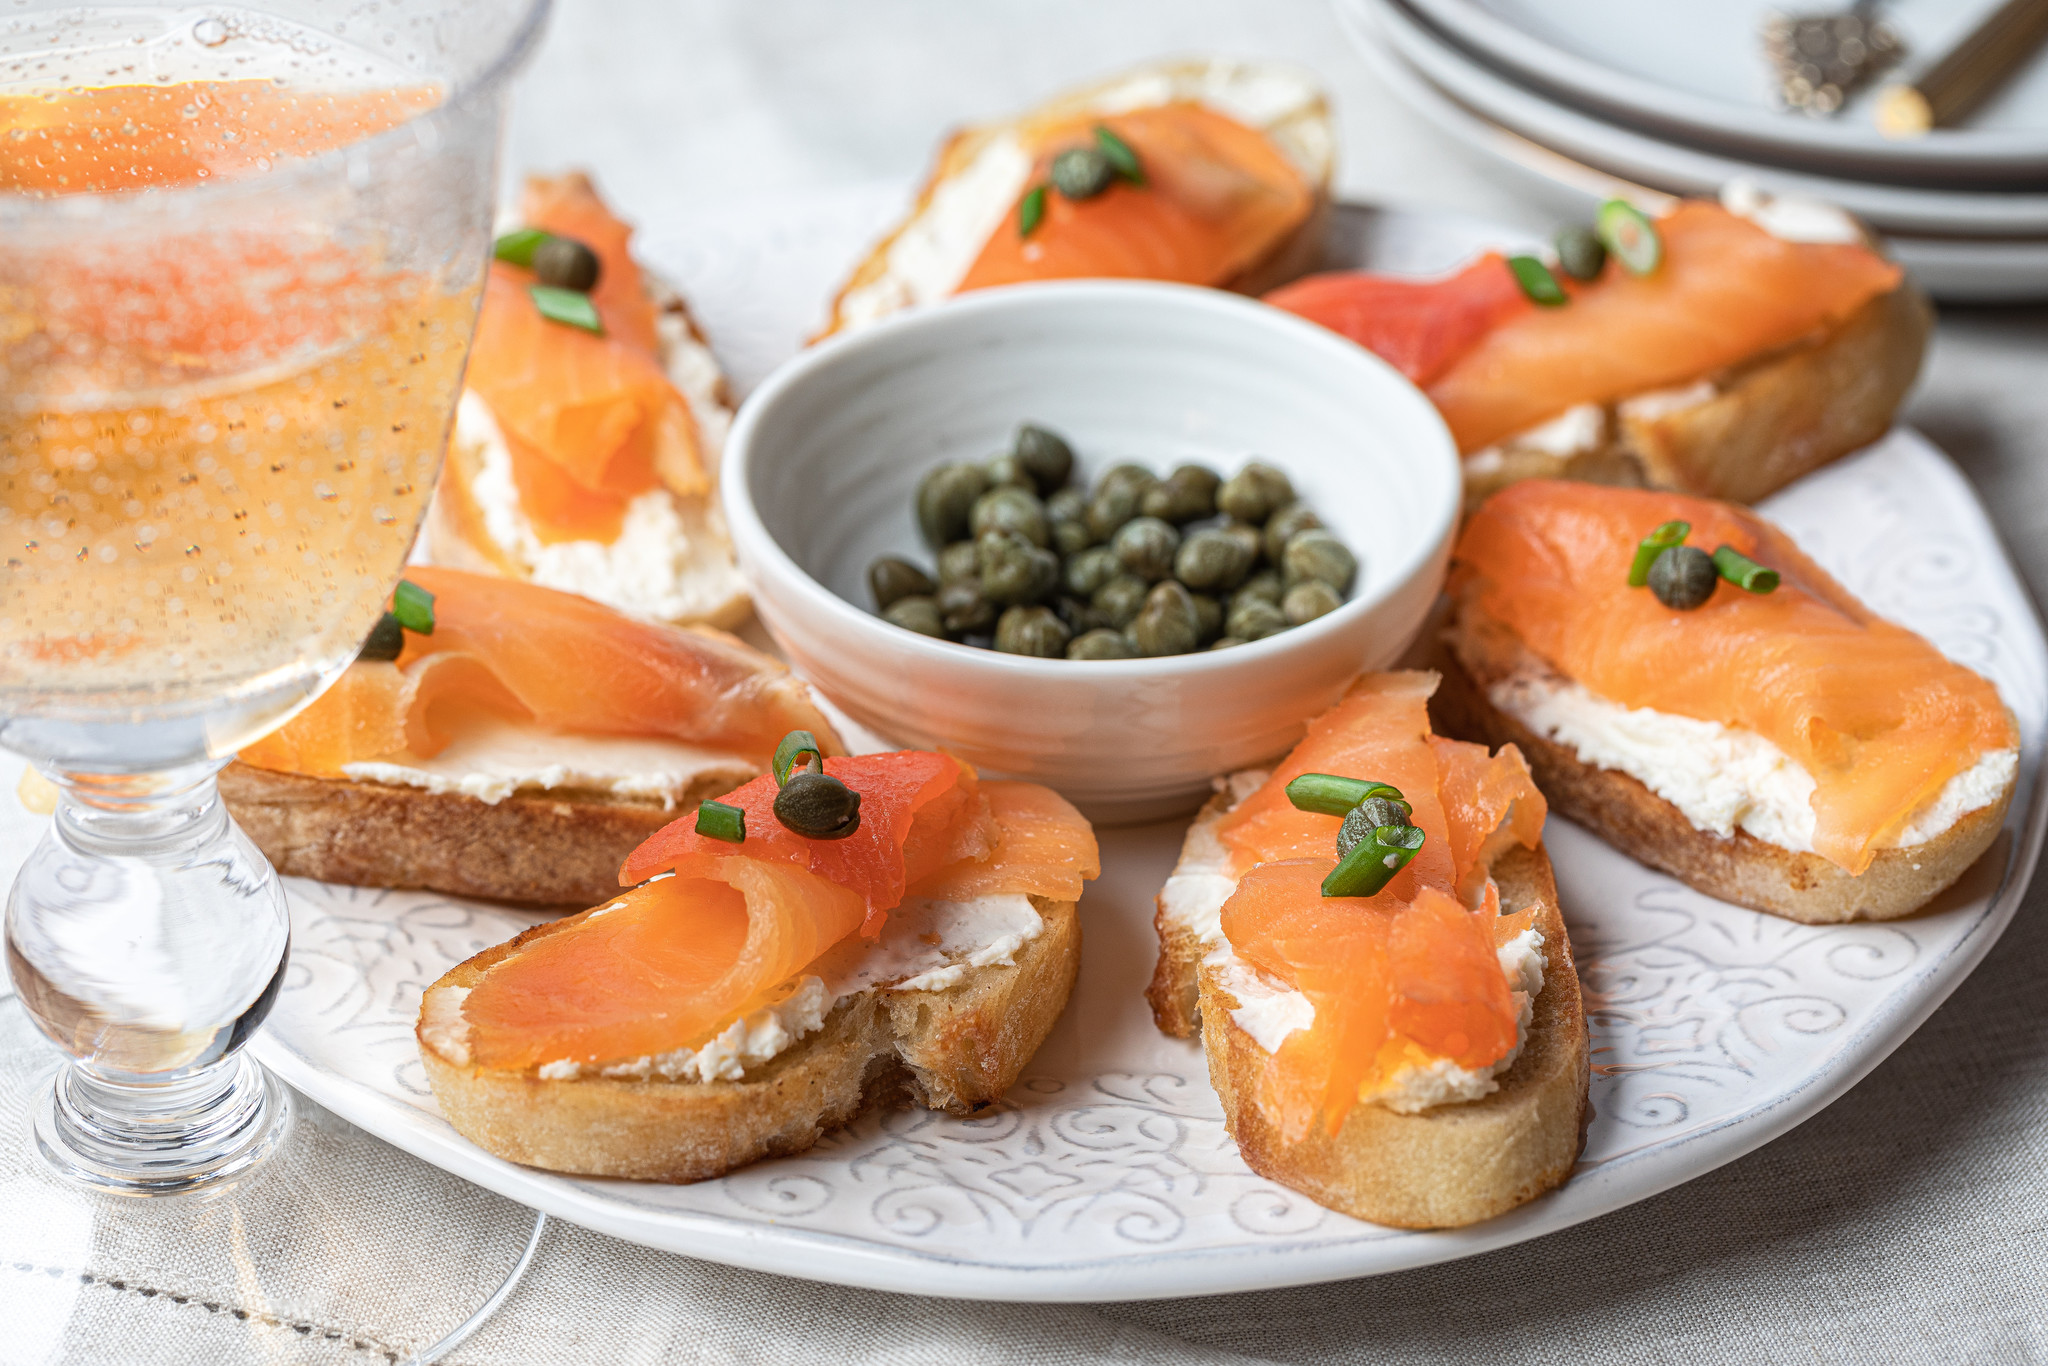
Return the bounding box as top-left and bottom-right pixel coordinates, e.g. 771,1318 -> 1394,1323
1014,423 -> 1076,489
1067,628 -> 1135,660
1554,224 -> 1607,282
882,595 -> 945,638
1648,544 -> 1718,610
1095,463 -> 1157,500
978,530 -> 1058,605
1050,145 -> 1117,200
1226,595 -> 1287,641
1235,568 -> 1283,606
1263,502 -> 1324,565
1173,528 -> 1254,592
970,485 -> 1048,547
358,612 -> 405,661
986,452 -> 1036,491
1055,595 -> 1109,637
1130,580 -> 1201,657
1283,529 -> 1357,593
1216,461 -> 1294,524
1051,517 -> 1093,557
917,463 -> 990,549
1046,486 -> 1087,524
774,769 -> 862,839
1209,636 -> 1245,651
938,580 -> 996,636
937,539 -> 981,586
1283,579 -> 1343,626
1091,573 -> 1150,628
1221,519 -> 1264,566
868,556 -> 936,610
1140,464 -> 1221,524
1112,515 -> 1181,583
1063,544 -> 1121,598
1190,592 -> 1223,644
533,235 -> 602,292
1086,481 -> 1146,543
994,604 -> 1070,657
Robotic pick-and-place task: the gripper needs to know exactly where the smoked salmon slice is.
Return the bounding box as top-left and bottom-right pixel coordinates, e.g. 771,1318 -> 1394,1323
446,752 -> 1097,1075
1265,201 -> 1902,453
956,103 -> 1312,293
238,567 -> 838,777
1213,671 -> 1547,1139
1454,481 -> 2015,873
462,174 -> 704,545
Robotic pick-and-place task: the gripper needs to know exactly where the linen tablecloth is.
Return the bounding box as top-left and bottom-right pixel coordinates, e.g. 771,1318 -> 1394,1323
10,1 -> 2048,1361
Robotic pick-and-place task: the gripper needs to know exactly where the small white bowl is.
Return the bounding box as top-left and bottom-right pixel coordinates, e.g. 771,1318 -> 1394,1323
722,281 -> 1459,824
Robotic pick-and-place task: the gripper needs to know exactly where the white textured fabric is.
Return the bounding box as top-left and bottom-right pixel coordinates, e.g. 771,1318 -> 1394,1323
8,2 -> 2048,1361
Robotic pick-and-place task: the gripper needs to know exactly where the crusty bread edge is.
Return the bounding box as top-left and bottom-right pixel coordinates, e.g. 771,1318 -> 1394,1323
1201,843 -> 1588,1229
1433,601 -> 2014,924
816,57 -> 1335,340
418,895 -> 1079,1182
220,760 -> 746,908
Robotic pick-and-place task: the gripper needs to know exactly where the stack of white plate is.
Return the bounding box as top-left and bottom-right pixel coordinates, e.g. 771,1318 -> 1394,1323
1339,0 -> 2048,300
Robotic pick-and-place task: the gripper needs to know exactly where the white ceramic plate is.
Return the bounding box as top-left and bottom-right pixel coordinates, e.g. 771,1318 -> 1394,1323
1403,0 -> 2048,183
1345,0 -> 2048,237
1341,0 -> 2048,301
226,422 -> 2048,1301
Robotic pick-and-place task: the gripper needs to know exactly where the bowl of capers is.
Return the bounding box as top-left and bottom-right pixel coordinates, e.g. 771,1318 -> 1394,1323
722,281 -> 1459,823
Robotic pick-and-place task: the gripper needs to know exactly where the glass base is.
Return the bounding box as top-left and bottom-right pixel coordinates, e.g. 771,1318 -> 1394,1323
33,1055 -> 292,1197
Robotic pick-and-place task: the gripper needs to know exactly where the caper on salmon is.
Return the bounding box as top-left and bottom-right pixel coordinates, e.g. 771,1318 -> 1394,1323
865,423 -> 1357,657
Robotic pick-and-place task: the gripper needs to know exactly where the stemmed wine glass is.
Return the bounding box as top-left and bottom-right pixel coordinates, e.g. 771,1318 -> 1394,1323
0,0 -> 549,1338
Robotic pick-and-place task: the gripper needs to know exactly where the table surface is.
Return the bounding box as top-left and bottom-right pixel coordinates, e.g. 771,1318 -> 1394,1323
20,1 -> 2048,1361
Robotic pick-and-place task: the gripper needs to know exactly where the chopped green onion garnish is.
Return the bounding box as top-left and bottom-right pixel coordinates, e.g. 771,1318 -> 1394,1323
1713,545 -> 1780,594
1628,520 -> 1692,587
1596,199 -> 1662,276
392,579 -> 435,634
1285,774 -> 1404,818
528,284 -> 604,334
773,730 -> 824,788
696,799 -> 746,843
1019,184 -> 1048,238
358,612 -> 405,661
1507,255 -> 1568,306
1323,823 -> 1426,898
1094,123 -> 1145,184
493,227 -> 549,268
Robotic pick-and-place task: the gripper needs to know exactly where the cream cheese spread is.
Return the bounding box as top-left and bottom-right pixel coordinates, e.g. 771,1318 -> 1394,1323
1720,178 -> 1863,246
833,60 -> 1328,333
1489,669 -> 2016,852
341,711 -> 755,809
435,891 -> 1049,1084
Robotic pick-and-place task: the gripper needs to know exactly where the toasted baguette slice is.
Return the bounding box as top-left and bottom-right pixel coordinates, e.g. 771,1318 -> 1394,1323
1433,599 -> 2013,924
219,759 -> 750,908
424,269 -> 750,630
1459,278 -> 1932,512
418,896 -> 1079,1181
818,57 -> 1334,338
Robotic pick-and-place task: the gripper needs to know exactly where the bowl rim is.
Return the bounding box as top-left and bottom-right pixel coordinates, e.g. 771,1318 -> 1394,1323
720,278 -> 1460,680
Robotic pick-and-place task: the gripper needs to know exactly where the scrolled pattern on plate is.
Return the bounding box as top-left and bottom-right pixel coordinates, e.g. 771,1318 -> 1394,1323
251,428 -> 2048,1298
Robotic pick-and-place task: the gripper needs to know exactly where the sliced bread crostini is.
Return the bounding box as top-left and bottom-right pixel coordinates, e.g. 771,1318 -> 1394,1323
1437,480 -> 2018,924
422,171 -> 749,629
1147,671 -> 1590,1229
1265,187 -> 1929,512
818,57 -> 1334,338
224,567 -> 841,908
418,762 -> 1100,1181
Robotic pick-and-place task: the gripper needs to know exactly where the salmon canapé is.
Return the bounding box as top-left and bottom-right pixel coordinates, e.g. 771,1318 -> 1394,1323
1265,200 -> 1902,455
238,567 -> 837,779
1203,672 -> 1551,1141
1452,481 -> 2017,876
429,758 -> 1099,1080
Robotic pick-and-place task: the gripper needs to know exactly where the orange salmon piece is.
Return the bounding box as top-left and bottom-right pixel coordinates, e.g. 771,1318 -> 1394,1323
1429,735 -> 1547,903
909,780 -> 1101,903
1454,481 -> 2015,873
457,857 -> 865,1073
622,752 -> 979,932
1263,254 -> 1532,386
522,173 -> 662,358
1427,202 -> 1902,453
957,103 -> 1311,293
